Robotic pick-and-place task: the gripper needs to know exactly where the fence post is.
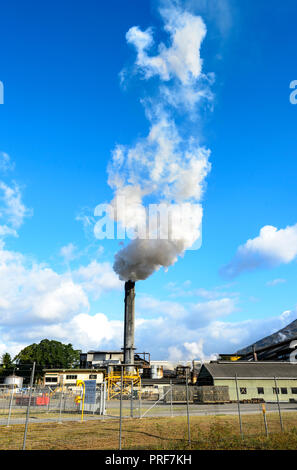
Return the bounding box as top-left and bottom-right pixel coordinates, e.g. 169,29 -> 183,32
6,387 -> 15,427
103,381 -> 107,415
99,384 -> 102,415
234,374 -> 243,439
58,392 -> 63,424
139,383 -> 142,418
22,362 -> 36,450
262,403 -> 269,437
119,366 -> 123,450
58,377 -> 64,424
274,376 -> 284,432
130,379 -> 133,418
170,379 -> 173,418
185,369 -> 191,446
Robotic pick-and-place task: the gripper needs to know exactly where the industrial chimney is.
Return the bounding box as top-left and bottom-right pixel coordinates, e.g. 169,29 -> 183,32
123,280 -> 136,373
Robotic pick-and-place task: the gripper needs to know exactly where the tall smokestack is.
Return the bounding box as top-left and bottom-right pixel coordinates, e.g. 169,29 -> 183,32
123,280 -> 135,373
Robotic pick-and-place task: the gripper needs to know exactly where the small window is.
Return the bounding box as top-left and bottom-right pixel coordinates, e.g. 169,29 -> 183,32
89,374 -> 97,379
45,377 -> 57,383
257,387 -> 264,395
273,387 -> 280,395
66,375 -> 77,380
240,388 -> 247,395
291,388 -> 297,394
281,388 -> 288,394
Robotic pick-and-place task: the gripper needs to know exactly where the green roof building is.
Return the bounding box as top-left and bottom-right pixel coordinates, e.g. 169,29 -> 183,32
197,362 -> 297,402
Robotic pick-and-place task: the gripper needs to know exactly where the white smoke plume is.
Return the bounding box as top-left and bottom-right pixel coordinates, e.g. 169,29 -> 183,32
108,2 -> 214,281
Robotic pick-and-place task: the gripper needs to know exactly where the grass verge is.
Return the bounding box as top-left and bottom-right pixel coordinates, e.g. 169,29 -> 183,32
0,412 -> 297,450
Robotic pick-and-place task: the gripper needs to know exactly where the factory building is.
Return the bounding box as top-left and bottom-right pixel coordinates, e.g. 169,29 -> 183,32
219,335 -> 297,362
197,361 -> 297,402
79,350 -> 150,371
240,336 -> 297,362
80,351 -> 123,368
43,368 -> 105,391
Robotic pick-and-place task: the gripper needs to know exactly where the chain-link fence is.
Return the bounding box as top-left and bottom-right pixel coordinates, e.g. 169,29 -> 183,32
1,373 -> 297,450
103,375 -> 297,449
0,384 -> 107,423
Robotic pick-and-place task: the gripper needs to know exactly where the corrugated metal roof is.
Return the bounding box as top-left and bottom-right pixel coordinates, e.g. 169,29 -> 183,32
201,361 -> 297,379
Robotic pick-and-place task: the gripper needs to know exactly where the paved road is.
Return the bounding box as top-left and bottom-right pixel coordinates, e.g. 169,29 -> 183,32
0,415 -> 110,425
115,401 -> 297,418
138,402 -> 297,418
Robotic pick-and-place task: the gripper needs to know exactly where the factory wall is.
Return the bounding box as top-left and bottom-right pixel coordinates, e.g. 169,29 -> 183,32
43,369 -> 105,390
213,378 -> 297,402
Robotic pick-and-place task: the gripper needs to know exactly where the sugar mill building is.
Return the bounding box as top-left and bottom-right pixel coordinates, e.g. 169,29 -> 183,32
240,336 -> 297,362
219,335 -> 297,362
43,368 -> 105,391
79,350 -> 150,369
197,361 -> 297,402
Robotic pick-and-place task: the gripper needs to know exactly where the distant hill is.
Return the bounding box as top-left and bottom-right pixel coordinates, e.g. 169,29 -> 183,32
237,318 -> 297,355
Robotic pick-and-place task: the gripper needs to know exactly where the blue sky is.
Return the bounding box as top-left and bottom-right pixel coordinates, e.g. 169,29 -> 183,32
0,0 -> 297,361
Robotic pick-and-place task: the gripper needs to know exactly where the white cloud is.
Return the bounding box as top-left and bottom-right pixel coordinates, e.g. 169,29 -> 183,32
0,182 -> 32,229
167,345 -> 185,363
0,225 -> 18,238
126,9 -> 206,85
0,154 -> 32,239
105,2 -> 216,283
0,244 -> 89,326
165,282 -> 238,300
183,338 -> 206,361
188,297 -> 238,327
221,224 -> 297,278
73,260 -> 123,299
184,0 -> 233,37
1,272 -> 296,362
32,281 -> 88,322
0,242 -> 125,356
0,152 -> 15,172
60,243 -> 77,262
266,278 -> 287,287
137,294 -> 186,319
124,5 -> 213,113
31,313 -> 123,352
134,303 -> 297,361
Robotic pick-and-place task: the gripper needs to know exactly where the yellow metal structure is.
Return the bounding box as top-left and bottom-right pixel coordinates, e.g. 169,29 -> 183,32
107,368 -> 141,400
219,355 -> 242,361
76,380 -> 85,421
230,356 -> 241,361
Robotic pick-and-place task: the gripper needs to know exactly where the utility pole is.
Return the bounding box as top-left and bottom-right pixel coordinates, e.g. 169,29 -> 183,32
22,362 -> 36,450
235,374 -> 243,438
185,369 -> 191,446
274,376 -> 284,432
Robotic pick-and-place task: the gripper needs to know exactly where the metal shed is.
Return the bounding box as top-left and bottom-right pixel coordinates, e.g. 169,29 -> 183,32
197,361 -> 297,402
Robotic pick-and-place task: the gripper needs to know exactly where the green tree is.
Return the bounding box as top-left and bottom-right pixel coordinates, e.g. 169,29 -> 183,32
13,339 -> 81,378
0,353 -> 15,380
1,352 -> 13,369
